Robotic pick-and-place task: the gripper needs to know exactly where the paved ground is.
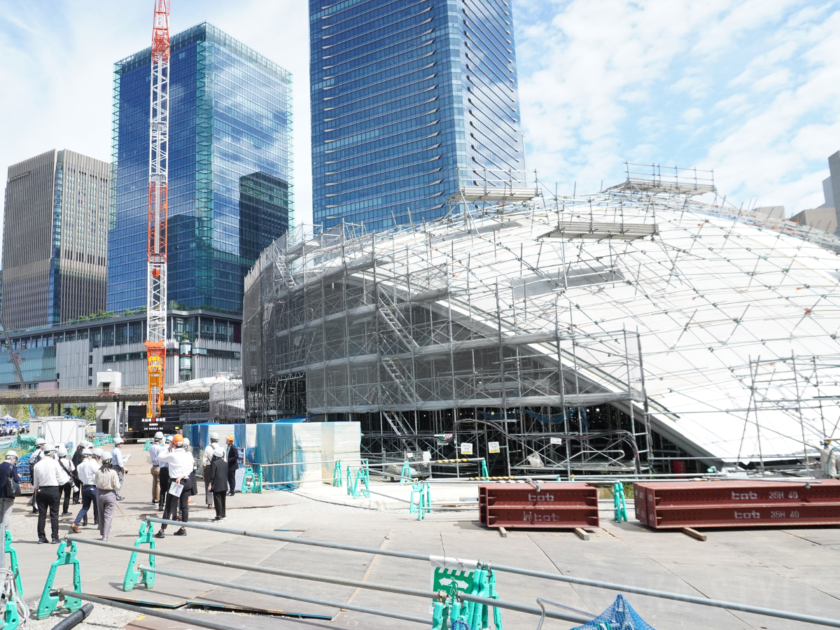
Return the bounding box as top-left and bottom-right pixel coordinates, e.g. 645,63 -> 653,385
10,444 -> 840,629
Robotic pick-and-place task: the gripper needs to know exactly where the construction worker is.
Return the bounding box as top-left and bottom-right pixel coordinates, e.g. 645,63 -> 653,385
0,451 -> 20,568
71,449 -> 99,532
157,436 -> 172,511
155,434 -> 193,538
57,445 -> 76,516
202,432 -> 220,509
33,443 -> 70,544
205,446 -> 228,521
71,440 -> 89,503
112,436 -> 127,501
225,434 -> 239,497
28,437 -> 47,514
149,431 -> 164,505
94,451 -> 120,542
819,440 -> 840,478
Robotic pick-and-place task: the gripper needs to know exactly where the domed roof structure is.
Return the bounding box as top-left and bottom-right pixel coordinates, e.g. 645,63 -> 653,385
244,187 -> 840,468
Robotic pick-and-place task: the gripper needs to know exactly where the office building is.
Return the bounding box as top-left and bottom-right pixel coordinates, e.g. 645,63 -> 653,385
0,308 -> 241,390
829,151 -> 840,234
310,0 -> 527,232
2,150 -> 110,330
109,23 -> 293,314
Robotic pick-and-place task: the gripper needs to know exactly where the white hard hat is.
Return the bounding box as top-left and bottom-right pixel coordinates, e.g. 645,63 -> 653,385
213,446 -> 224,458
114,436 -> 124,445
165,435 -> 173,443
210,432 -> 219,441
57,446 -> 68,458
35,438 -> 46,446
101,451 -> 113,462
43,443 -> 56,453
82,449 -> 92,457
93,448 -> 103,458
81,440 -> 92,448
154,431 -> 164,440
5,451 -> 17,460
183,438 -> 190,447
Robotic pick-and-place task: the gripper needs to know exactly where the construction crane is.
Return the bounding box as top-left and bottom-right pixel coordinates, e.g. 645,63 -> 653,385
145,0 -> 171,418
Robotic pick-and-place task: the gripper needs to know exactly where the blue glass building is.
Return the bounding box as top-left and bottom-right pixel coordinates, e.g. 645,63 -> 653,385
310,0 -> 525,232
109,23 -> 293,313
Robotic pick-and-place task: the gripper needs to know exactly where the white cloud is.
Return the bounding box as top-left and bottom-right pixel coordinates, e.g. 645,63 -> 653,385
515,0 -> 840,215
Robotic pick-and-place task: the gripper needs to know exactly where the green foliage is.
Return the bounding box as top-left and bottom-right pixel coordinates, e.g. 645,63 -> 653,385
84,405 -> 97,422
69,404 -> 82,418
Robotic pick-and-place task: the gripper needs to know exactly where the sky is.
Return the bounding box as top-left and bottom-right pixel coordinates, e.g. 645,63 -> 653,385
1,0 -> 838,247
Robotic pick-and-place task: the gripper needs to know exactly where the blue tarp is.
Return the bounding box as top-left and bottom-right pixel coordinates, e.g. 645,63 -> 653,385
251,423 -> 304,490
572,595 -> 655,630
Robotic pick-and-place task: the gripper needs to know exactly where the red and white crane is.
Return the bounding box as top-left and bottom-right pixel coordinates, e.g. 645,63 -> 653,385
146,0 -> 170,418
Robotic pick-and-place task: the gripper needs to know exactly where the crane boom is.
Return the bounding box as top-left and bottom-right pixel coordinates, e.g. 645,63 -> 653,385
146,0 -> 170,418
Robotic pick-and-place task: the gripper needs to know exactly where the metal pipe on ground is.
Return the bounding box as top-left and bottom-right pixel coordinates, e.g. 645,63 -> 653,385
141,565 -> 431,625
65,536 -> 437,600
56,592 -> 239,630
143,517 -> 840,628
457,592 -> 592,625
48,603 -> 94,630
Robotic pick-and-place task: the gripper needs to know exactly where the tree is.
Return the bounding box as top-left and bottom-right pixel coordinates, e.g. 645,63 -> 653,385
84,405 -> 97,423
69,404 -> 82,418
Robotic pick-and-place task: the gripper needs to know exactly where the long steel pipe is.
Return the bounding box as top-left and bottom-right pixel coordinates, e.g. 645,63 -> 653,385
141,565 -> 430,625
458,592 -> 591,625
143,517 -> 840,628
65,536 -> 436,600
57,591 -> 239,630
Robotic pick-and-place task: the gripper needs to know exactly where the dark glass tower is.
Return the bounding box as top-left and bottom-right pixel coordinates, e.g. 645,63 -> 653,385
310,0 -> 525,232
109,23 -> 293,313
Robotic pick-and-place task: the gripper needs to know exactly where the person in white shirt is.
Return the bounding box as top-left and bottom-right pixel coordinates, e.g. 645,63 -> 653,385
112,437 -> 127,501
155,435 -> 193,538
32,444 -> 71,544
71,449 -> 99,532
57,445 -> 76,516
149,432 -> 164,506
28,437 -> 47,514
94,452 -> 120,542
201,432 -> 220,509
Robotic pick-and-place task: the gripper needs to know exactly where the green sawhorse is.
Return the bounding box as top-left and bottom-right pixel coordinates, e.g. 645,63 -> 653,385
241,466 -> 263,494
332,460 -> 343,487
4,531 -> 22,600
35,541 -> 82,620
123,522 -> 156,591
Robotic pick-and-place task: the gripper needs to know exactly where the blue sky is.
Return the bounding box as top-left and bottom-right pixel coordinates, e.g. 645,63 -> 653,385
1,0 -> 838,236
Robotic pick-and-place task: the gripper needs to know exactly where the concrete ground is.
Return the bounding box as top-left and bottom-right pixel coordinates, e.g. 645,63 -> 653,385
9,443 -> 840,629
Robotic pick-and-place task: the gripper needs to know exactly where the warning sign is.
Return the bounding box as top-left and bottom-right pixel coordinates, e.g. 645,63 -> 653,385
488,441 -> 500,454
550,437 -> 563,445
460,442 -> 473,455
429,556 -> 478,612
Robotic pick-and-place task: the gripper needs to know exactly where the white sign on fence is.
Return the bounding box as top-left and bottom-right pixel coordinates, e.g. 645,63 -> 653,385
460,442 -> 473,455
550,437 -> 563,445
488,441 -> 500,454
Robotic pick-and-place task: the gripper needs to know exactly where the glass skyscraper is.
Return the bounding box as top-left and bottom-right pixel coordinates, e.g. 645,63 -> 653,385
109,23 -> 293,313
310,0 -> 525,232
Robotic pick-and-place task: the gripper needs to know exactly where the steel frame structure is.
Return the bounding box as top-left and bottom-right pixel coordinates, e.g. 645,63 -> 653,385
145,0 -> 171,417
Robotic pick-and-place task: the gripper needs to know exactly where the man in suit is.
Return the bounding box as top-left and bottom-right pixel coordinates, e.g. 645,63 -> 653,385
225,435 -> 239,497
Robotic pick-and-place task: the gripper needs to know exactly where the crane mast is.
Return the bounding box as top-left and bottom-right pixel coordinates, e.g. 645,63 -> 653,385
146,0 -> 170,418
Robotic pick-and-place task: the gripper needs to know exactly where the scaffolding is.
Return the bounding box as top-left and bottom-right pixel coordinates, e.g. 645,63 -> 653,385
244,171 -> 840,476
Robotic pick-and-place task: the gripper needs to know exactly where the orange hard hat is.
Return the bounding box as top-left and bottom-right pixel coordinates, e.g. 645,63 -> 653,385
227,434 -> 235,442
173,435 -> 184,446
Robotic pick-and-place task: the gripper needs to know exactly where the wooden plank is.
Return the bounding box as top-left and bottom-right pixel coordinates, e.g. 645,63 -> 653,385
681,527 -> 708,542
498,526 -> 507,538
573,528 -> 589,541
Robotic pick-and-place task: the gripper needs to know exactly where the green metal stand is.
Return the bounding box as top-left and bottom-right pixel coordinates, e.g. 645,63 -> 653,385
4,531 -> 22,600
399,459 -> 412,484
346,463 -> 370,499
123,522 -> 156,592
241,466 -> 263,494
332,461 -> 342,487
480,459 -> 489,478
143,440 -> 151,451
414,481 -> 431,521
35,541 -> 82,620
613,482 -> 628,523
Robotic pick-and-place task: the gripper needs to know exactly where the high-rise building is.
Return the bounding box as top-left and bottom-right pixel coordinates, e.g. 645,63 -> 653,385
109,23 -> 293,314
2,149 -> 110,330
828,151 -> 840,234
310,0 -> 526,232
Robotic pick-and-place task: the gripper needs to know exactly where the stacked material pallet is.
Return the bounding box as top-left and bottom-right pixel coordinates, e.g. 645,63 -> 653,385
479,482 -> 599,529
634,480 -> 840,529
